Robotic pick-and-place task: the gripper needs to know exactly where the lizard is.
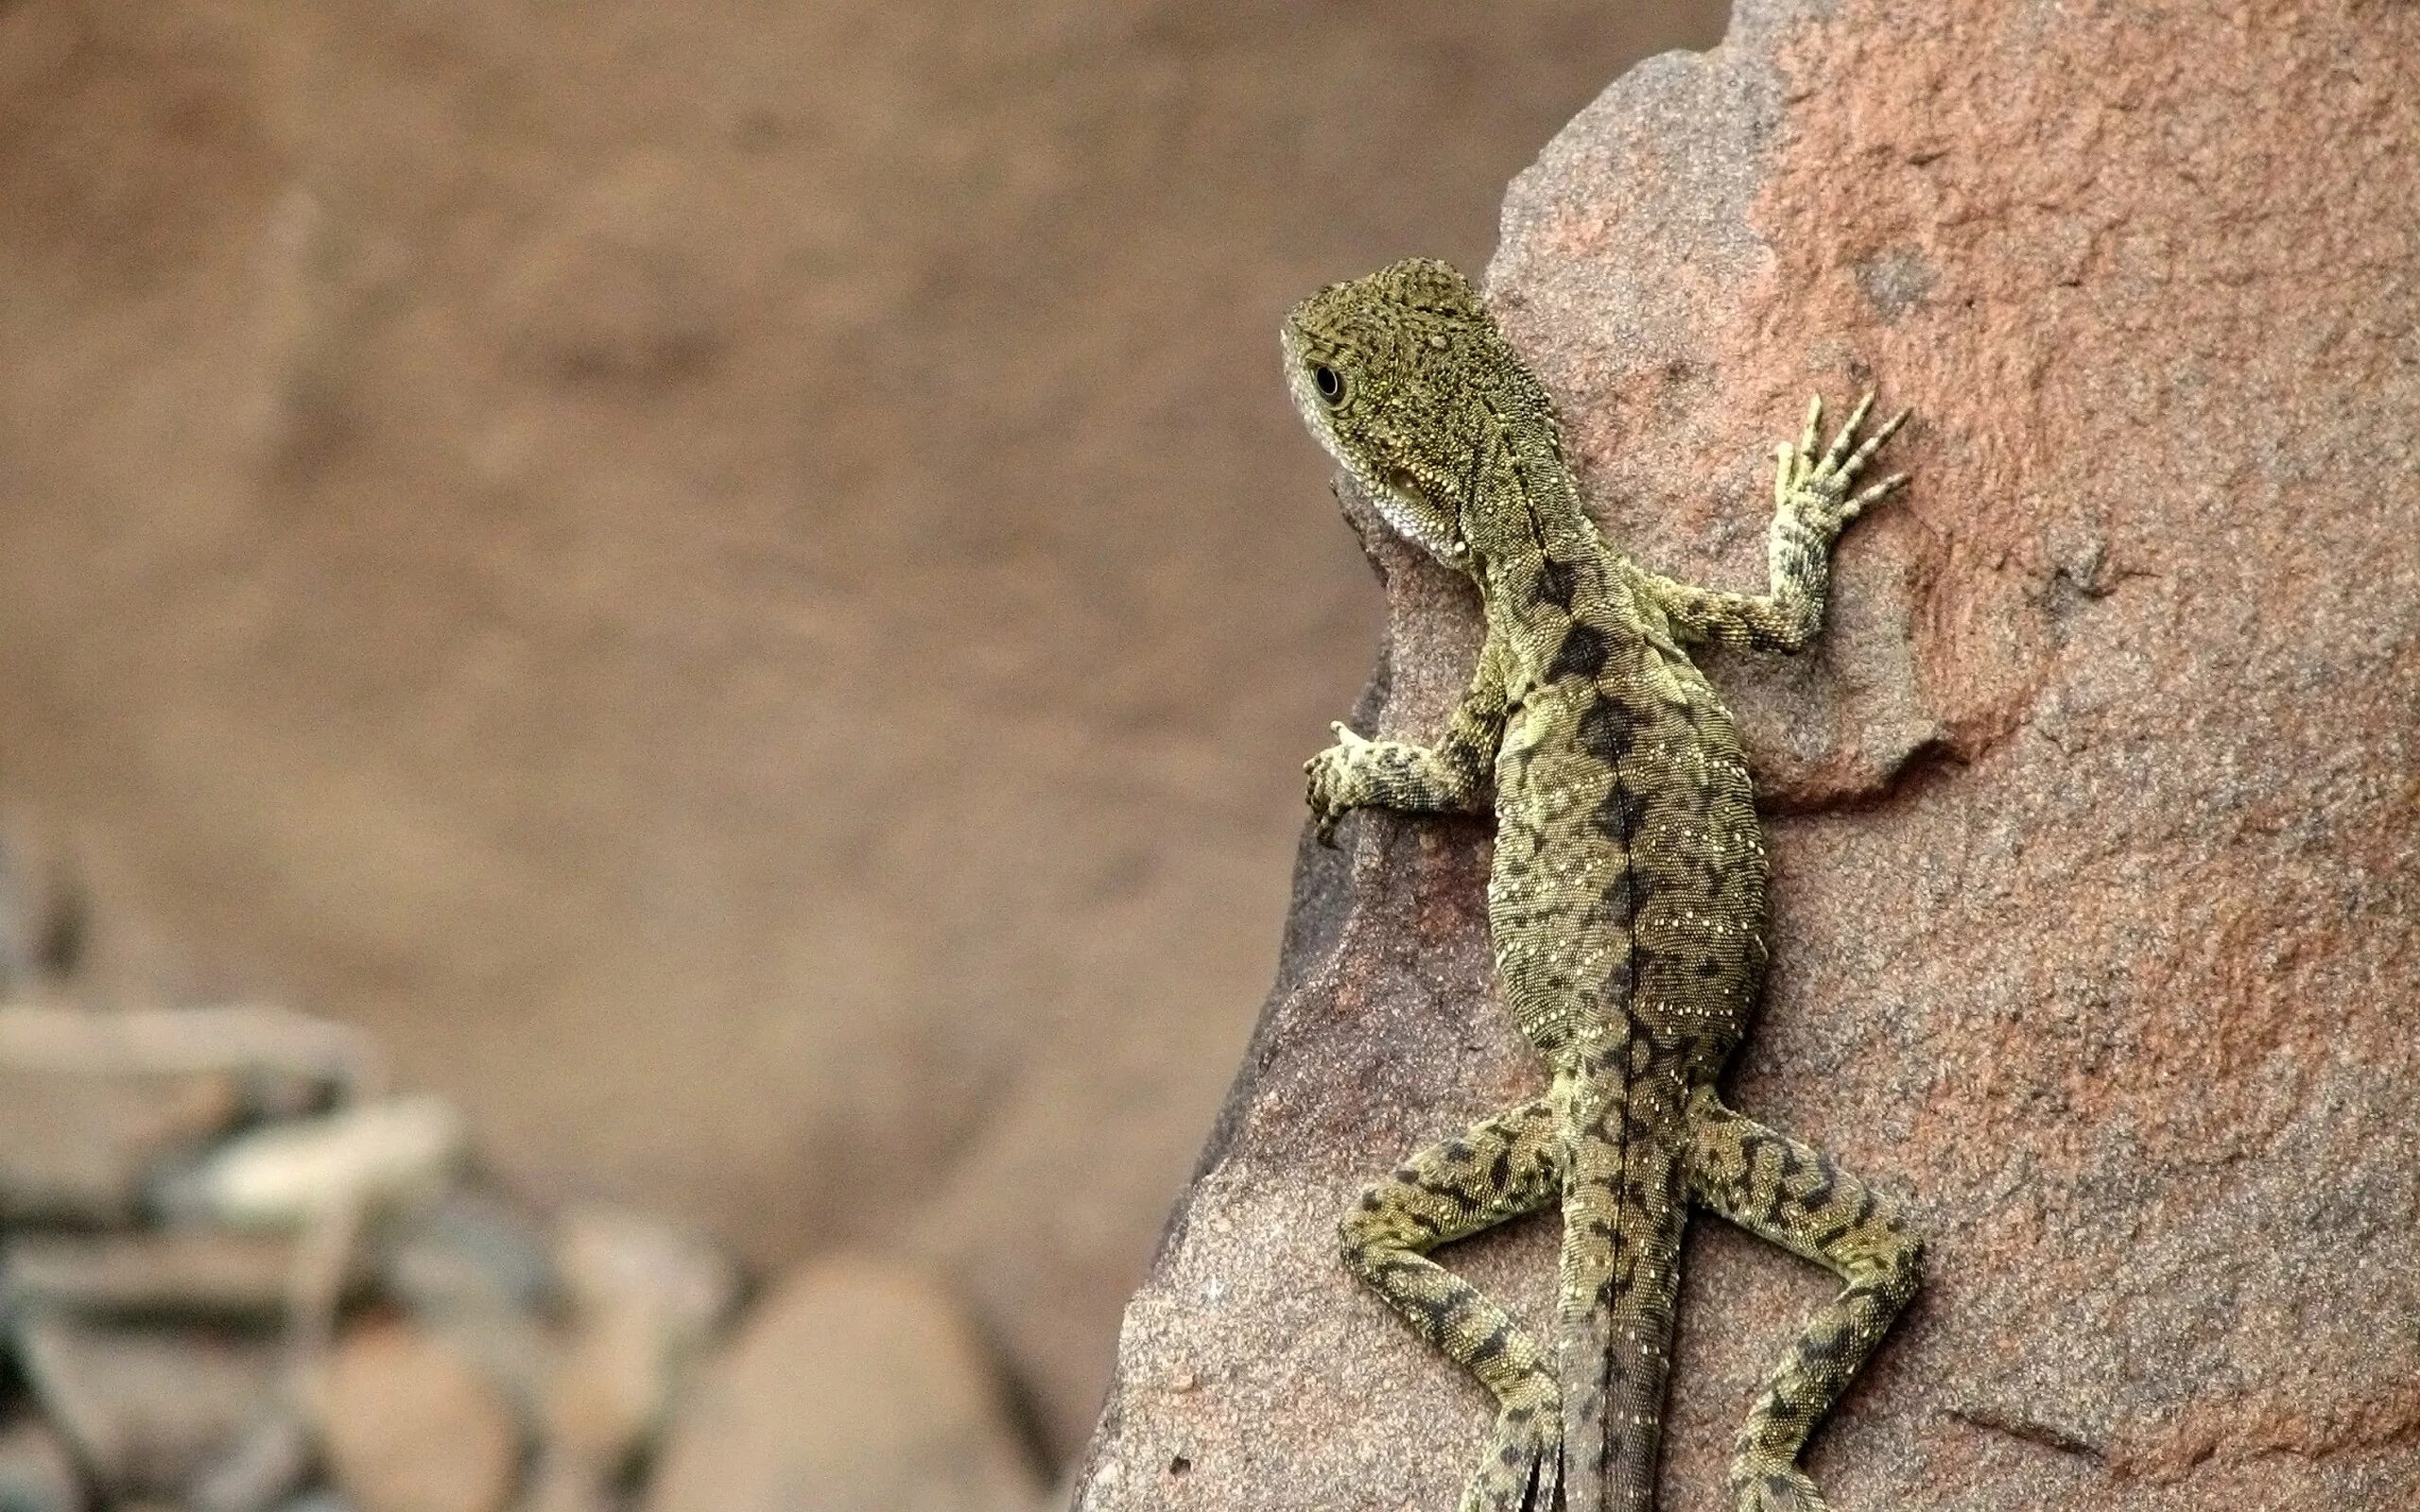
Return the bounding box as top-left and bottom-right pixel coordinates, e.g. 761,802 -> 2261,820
1284,258 -> 1924,1512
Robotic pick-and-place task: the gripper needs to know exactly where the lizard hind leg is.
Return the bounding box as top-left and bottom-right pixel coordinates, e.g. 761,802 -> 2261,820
1683,1091 -> 1923,1512
1339,1094 -> 1566,1512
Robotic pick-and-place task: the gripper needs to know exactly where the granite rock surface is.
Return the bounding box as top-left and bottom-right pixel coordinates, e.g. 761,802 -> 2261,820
1072,1 -> 2420,1507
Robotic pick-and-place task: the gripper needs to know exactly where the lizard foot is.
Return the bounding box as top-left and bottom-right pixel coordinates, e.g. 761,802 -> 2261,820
1304,721 -> 1375,846
1730,1454 -> 1831,1512
1777,390 -> 1909,538
1458,1400 -> 1564,1512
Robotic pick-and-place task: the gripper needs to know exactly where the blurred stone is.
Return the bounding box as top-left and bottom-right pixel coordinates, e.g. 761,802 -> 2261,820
422,1308 -> 554,1435
0,1418 -> 84,1512
541,1205 -> 739,1476
644,1260 -> 1042,1512
0,1068 -> 243,1224
514,1460 -> 610,1512
539,1310 -> 670,1484
14,1312 -> 281,1501
372,1190 -> 560,1424
190,1412 -> 314,1512
553,1206 -> 738,1341
1073,3 -> 2420,1508
0,1003 -> 391,1223
2,1229 -> 354,1320
0,1005 -> 382,1115
378,1189 -> 559,1320
155,1095 -> 464,1228
320,1323 -> 523,1512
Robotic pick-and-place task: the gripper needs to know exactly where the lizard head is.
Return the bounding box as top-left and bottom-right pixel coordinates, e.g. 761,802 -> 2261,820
1281,257 -> 1560,571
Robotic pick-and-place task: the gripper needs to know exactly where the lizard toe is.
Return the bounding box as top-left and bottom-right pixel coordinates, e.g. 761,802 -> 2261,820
1731,1456 -> 1831,1512
1459,1406 -> 1563,1512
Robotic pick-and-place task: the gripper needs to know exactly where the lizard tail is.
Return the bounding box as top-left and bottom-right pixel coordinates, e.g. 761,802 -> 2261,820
1553,1060 -> 1689,1512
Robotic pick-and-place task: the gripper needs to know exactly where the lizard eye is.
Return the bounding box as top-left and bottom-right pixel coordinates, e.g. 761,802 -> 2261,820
1310,364 -> 1344,404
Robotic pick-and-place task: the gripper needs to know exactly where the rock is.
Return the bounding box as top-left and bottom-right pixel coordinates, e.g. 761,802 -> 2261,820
2,1228 -> 354,1320
539,1312 -> 671,1486
319,1323 -> 523,1512
155,1095 -> 464,1228
1072,3 -> 2420,1509
0,1004 -> 384,1112
552,1205 -> 738,1342
188,1412 -> 314,1512
14,1312 -> 282,1501
0,1066 -> 244,1224
540,1206 -> 739,1477
377,1189 -> 560,1320
0,1417 -> 85,1512
512,1461 -> 611,1512
0,1003 -> 389,1222
372,1190 -> 560,1421
644,1259 -> 1042,1512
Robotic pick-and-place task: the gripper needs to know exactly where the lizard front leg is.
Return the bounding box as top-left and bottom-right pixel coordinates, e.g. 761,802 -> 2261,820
1684,1089 -> 1923,1512
1340,1094 -> 1564,1512
1305,638 -> 1506,843
1638,393 -> 1910,654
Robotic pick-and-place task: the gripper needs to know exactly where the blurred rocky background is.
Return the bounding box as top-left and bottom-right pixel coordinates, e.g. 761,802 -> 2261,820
0,3 -> 1726,1512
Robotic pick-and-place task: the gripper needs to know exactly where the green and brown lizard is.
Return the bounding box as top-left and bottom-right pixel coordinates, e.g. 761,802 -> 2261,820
1286,259 -> 1923,1512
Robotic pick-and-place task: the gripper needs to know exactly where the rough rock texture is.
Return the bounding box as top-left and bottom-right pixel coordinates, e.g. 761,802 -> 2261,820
643,1260 -> 1044,1512
0,0 -> 1722,1454
1073,2 -> 2420,1508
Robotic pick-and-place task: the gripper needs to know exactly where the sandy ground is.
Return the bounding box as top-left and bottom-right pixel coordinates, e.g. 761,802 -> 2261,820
0,0 -> 1721,1453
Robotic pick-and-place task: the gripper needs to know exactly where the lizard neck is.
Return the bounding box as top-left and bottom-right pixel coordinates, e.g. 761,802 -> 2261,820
1462,426 -> 1624,644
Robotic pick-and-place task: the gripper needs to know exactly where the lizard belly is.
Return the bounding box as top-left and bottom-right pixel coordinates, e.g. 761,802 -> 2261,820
1488,678 -> 1767,1069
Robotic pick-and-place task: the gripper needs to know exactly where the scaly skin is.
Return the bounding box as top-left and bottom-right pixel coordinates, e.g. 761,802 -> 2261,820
1286,259 -> 1925,1512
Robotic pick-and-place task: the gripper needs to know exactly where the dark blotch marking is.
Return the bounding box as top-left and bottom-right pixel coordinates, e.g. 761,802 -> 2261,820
1537,557 -> 1579,610
1547,621 -> 1610,682
1596,783 -> 1650,844
1578,696 -> 1638,764
1796,1320 -> 1857,1367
